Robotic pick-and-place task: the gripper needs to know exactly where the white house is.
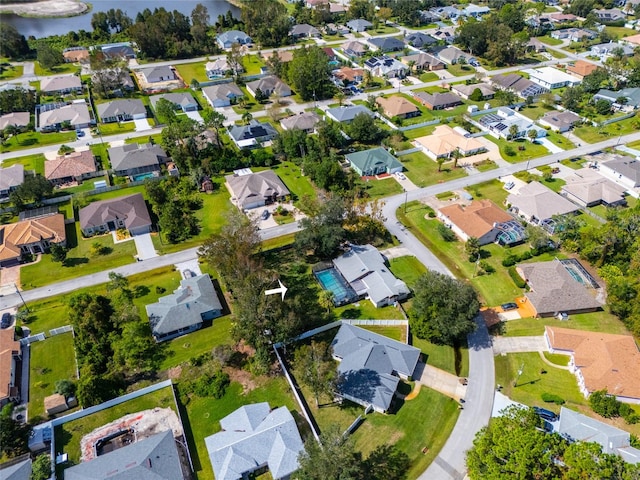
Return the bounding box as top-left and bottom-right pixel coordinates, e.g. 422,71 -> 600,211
523,67 -> 582,90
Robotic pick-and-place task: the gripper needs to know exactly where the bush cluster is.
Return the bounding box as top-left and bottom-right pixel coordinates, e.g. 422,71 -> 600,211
541,392 -> 565,405
590,389 -> 640,424
508,266 -> 527,288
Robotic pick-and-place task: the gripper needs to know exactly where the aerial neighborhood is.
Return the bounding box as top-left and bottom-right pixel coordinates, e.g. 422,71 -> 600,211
3,0 -> 640,479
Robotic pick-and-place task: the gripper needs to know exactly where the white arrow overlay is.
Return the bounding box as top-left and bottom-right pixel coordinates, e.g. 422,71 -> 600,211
265,279 -> 288,301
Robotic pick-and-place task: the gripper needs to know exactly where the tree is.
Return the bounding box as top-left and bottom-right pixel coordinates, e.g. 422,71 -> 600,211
50,244 -> 67,263
508,124 -> 519,140
30,454 -> 51,480
466,237 -> 480,262
297,425 -> 364,480
0,404 -> 31,458
10,175 -> 53,209
112,321 -> 161,374
437,157 -> 446,172
527,128 -> 538,142
525,224 -> 549,250
348,113 -> 385,144
36,42 -> 64,70
595,98 -> 613,115
410,270 -> 479,345
377,6 -> 393,24
288,46 -> 335,101
201,109 -> 226,148
494,89 -> 517,106
155,98 -> 178,124
241,0 -> 292,47
55,379 -> 76,397
562,86 -> 583,112
451,147 -> 462,168
469,87 -> 484,101
226,42 -> 245,78
293,341 -> 337,407
242,111 -> 253,125
106,271 -> 129,293
334,90 -> 346,106
0,23 -> 29,59
295,195 -> 346,259
361,444 -> 411,480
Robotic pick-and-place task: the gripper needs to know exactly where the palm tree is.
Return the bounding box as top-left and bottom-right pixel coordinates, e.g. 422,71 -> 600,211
437,157 -> 446,172
319,290 -> 334,314
508,124 -> 519,140
241,111 -> 253,125
407,60 -> 416,75
334,90 -> 346,106
527,129 -> 538,143
451,148 -> 462,168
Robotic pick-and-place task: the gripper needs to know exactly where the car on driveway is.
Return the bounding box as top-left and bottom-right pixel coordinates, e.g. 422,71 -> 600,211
395,171 -> 407,181
76,129 -> 85,138
261,209 -> 270,220
501,302 -> 518,311
1,312 -> 11,329
534,406 -> 558,422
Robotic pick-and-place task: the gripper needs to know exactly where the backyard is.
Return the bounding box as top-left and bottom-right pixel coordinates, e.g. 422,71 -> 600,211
1,153 -> 45,175
400,151 -> 468,188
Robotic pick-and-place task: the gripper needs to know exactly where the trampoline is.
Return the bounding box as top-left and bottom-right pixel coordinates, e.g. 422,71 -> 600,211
315,268 -> 357,305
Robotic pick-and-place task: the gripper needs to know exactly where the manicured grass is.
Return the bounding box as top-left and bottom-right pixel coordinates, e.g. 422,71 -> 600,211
28,333 -> 77,422
503,310 -> 633,337
465,179 -> 509,205
604,26 -> 638,38
561,157 -> 586,169
402,125 -> 437,139
446,64 -> 475,77
257,161 -> 315,202
419,71 -> 440,82
54,386 -> 177,467
261,232 -> 296,251
34,62 -> 79,76
400,151 -> 468,188
360,325 -> 404,342
389,255 -> 427,289
0,130 -> 76,153
546,130 -> 575,149
357,176 -> 404,198
495,352 -> 586,414
543,352 -> 570,366
174,61 -> 209,84
232,87 -> 265,114
475,159 -> 499,172
97,122 -> 136,135
241,54 -> 266,76
573,114 -> 640,143
335,301 -> 405,320
538,36 -> 563,46
412,337 -> 469,377
485,136 -> 549,163
520,104 -> 556,121
0,64 -> 23,80
547,49 -> 567,59
1,153 -> 45,175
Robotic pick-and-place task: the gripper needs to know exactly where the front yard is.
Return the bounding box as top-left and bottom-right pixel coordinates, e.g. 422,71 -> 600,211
573,114 -> 640,143
1,153 -> 45,175
400,151 -> 468,187
0,130 -> 76,153
485,136 -> 550,163
502,310 -> 633,337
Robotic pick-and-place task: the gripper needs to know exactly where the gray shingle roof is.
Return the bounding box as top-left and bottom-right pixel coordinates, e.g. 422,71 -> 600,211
146,274 -> 222,336
368,37 -> 405,51
0,112 -> 30,130
64,430 -> 184,480
561,168 -> 626,205
225,169 -> 290,209
507,181 -> 578,221
97,99 -> 146,120
205,403 -> 304,480
79,193 -> 152,232
0,164 -> 24,192
39,103 -> 92,129
326,105 -> 374,122
107,143 -> 167,172
280,112 -> 320,131
0,457 -> 31,480
227,121 -> 278,147
332,323 -> 420,412
217,30 -> 251,45
202,83 -> 243,103
149,93 -> 198,111
346,19 -> 373,31
40,75 -> 82,93
602,156 -> 640,184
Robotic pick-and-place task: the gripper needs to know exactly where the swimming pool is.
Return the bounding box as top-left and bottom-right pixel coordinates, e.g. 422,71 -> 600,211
315,268 -> 356,305
132,172 -> 157,182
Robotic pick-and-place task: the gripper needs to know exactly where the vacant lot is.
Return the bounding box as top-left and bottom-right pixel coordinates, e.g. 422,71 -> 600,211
503,310 -> 632,337
401,151 -> 468,188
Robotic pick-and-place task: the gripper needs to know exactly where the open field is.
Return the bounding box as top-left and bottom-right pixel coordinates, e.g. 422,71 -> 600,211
401,151 -> 467,188
389,255 -> 427,288
503,310 -> 632,337
413,337 -> 469,377
174,61 -> 209,84
573,115 -> 640,143
0,130 -> 76,153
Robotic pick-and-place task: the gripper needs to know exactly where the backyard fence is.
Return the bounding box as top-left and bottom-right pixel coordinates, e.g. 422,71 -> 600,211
49,325 -> 73,336
398,118 -> 441,132
19,333 -> 46,345
341,319 -> 408,326
84,177 -> 160,197
597,111 -> 636,127
395,146 -> 421,156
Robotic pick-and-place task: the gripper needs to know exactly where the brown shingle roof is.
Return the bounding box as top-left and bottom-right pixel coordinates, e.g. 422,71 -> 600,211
0,213 -> 66,262
439,200 -> 512,239
0,328 -> 19,401
45,150 -> 96,181
375,96 -> 419,117
546,326 -> 640,399
79,193 -> 152,232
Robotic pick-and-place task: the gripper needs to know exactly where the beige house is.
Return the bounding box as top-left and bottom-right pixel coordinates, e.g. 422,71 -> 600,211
375,96 -> 420,119
0,328 -> 20,406
0,213 -> 66,266
414,125 -> 486,160
437,200 -> 514,245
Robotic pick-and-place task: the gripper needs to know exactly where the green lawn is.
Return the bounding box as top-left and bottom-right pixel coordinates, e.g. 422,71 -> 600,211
485,137 -> 550,163
503,310 -> 633,337
465,179 -> 509,206
419,71 -> 440,82
402,125 -> 437,139
573,115 -> 640,143
604,26 -> 638,38
360,325 -> 404,342
389,256 -> 427,288
28,333 -> 77,422
520,104 -> 556,121
412,337 -> 469,377
174,61 -> 209,84
335,301 -> 405,320
256,161 -> 316,202
538,36 -> 563,46
1,153 -> 45,175
547,49 -> 567,59
241,54 -> 266,76
400,151 -> 468,188
544,352 -> 570,366
357,176 -> 404,198
546,130 -> 575,149
97,122 -> 136,135
0,130 -> 76,153
0,64 -> 23,80
34,62 -> 79,76
446,64 -> 475,77
561,157 -> 586,169
475,159 -> 499,172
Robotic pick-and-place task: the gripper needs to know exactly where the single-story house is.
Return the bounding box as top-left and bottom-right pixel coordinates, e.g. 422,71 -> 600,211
547,12 -> 578,23
491,73 -> 549,99
538,110 -> 582,132
332,66 -> 365,85
432,28 -> 456,43
38,102 -> 92,132
598,155 -> 640,188
62,47 -> 89,63
413,91 -> 462,110
546,327 -> 640,403
44,393 -> 70,415
108,143 -> 168,177
290,23 -> 321,39
451,83 -> 495,100
414,125 -> 486,160
217,30 -> 252,49
64,430 -> 185,480
405,32 -> 437,48
479,107 -> 546,140
227,120 -> 279,149
346,147 -> 403,176
40,75 -> 82,95
246,75 -> 292,98
0,164 -> 24,198
436,46 -> 472,65
280,112 -> 320,133
566,60 -> 598,79
346,18 -> 373,32
138,65 -> 177,84
550,28 -> 598,42
0,112 -> 30,131
526,38 -> 547,53
97,99 -> 146,123
79,193 -> 152,236
45,150 -> 97,186
324,23 -> 349,35
516,259 -> 602,317
341,40 -> 368,57
99,42 -> 136,60
557,407 -> 640,463
368,37 -> 405,52
522,67 -> 581,90
204,57 -> 243,78
202,83 -> 244,108
462,3 -> 490,17
400,53 -> 445,72
263,50 -> 294,65
561,168 -> 627,207
594,87 -> 640,110
364,56 -> 408,78
376,95 -> 420,119
507,181 -> 579,225
91,68 -> 135,95
594,8 -> 625,22
438,199 -> 515,245
146,274 -> 222,342
0,327 -> 21,406
0,213 -> 66,266
331,323 -> 420,412
325,104 -> 374,123
150,92 -> 199,113
225,169 -> 290,209
205,403 -> 304,480
333,244 -> 410,308
590,42 -> 634,59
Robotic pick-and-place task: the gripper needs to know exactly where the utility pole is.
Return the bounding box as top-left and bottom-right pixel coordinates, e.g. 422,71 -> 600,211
15,283 -> 28,313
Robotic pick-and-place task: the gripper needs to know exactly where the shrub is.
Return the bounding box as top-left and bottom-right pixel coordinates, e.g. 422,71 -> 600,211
193,370 -> 230,398
427,210 -> 436,218
437,223 -> 456,242
14,325 -> 23,337
508,266 -> 526,288
502,253 -> 518,267
519,251 -> 532,261
504,145 -> 516,156
479,260 -> 495,274
189,353 -> 209,367
589,389 -> 620,418
541,392 -> 565,405
155,286 -> 166,294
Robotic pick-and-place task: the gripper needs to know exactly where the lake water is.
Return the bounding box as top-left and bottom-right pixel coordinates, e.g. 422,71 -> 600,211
5,0 -> 239,38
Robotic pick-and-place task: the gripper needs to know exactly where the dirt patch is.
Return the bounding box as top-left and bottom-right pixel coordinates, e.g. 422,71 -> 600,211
224,366 -> 258,394
167,366 -> 182,380
0,0 -> 88,17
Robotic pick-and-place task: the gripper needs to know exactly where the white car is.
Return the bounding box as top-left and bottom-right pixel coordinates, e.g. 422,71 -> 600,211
395,172 -> 407,181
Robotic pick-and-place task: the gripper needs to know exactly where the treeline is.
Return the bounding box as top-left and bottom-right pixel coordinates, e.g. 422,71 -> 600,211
144,177 -> 200,244
0,86 -> 36,115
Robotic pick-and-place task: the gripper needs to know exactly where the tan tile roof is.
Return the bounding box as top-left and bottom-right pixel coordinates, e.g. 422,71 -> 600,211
0,328 -> 19,401
333,67 -> 364,82
264,50 -> 294,62
63,48 -> 89,62
45,150 -> 96,181
0,213 -> 66,262
414,125 -> 485,157
623,33 -> 640,45
546,326 -> 640,399
376,95 -> 419,117
439,199 -> 512,239
567,60 -> 598,78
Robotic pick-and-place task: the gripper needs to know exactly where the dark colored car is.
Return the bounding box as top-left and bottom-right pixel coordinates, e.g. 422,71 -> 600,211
501,302 -> 518,311
1,312 -> 11,329
534,406 -> 558,422
261,210 -> 269,220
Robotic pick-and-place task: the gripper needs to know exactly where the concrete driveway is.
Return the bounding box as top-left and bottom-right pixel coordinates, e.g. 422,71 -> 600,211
492,336 -> 547,355
134,118 -> 152,132
175,259 -> 202,277
133,233 -> 158,260
185,111 -> 203,124
414,362 -> 467,402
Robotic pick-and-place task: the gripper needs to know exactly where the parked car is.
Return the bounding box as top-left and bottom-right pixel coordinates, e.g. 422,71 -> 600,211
261,209 -> 270,220
534,406 -> 558,422
395,171 -> 407,181
504,182 -> 515,190
76,129 -> 85,137
501,302 -> 518,311
1,312 -> 11,329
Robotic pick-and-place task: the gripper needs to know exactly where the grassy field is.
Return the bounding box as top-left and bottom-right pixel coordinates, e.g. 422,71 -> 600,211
389,255 -> 427,289
241,54 -> 266,76
413,337 -> 469,377
255,161 -> 315,203
544,352 -> 570,366
485,136 -> 549,163
360,325 -> 404,342
335,301 -> 405,320
538,36 -> 563,46
174,61 -> 209,83
400,151 -> 468,188
419,72 -> 440,82
97,122 -> 136,135
0,64 -> 23,80
604,26 -> 638,38
0,130 -> 76,153
28,333 -> 77,422
503,310 -> 632,337
465,179 -> 509,206
573,115 -> 640,143
403,124 -> 437,139
446,64 -> 475,77
357,176 -> 404,198
1,153 -> 46,175
34,62 -> 78,76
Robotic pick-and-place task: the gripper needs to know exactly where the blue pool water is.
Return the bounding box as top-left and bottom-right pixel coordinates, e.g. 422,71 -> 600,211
132,172 -> 156,182
315,269 -> 356,305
